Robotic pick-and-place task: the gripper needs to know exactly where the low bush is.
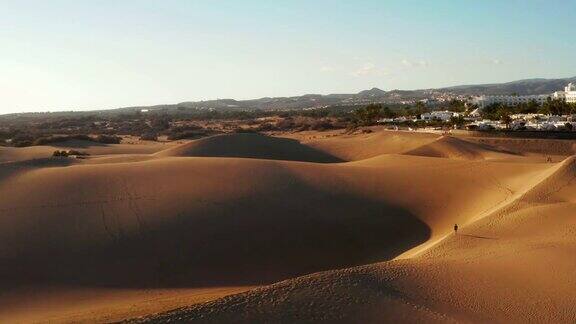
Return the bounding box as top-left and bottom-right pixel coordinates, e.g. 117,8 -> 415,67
53,150 -> 89,157
140,132 -> 159,141
233,127 -> 258,134
167,129 -> 210,140
256,123 -> 275,132
33,134 -> 92,146
95,134 -> 122,144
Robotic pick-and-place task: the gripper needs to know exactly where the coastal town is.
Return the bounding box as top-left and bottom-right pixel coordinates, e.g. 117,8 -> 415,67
378,82 -> 576,132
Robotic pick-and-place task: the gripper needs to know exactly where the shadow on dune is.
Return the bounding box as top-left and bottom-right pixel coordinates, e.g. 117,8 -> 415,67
0,158 -> 77,182
0,178 -> 429,290
155,133 -> 345,163
50,139 -> 109,148
404,136 -> 521,160
459,234 -> 498,240
469,140 -> 520,155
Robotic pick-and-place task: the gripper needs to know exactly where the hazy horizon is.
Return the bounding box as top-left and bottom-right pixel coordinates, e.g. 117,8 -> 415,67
2,0 -> 575,114
2,74 -> 576,116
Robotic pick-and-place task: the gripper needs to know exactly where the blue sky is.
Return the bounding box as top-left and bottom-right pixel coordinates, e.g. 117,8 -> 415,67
1,0 -> 574,113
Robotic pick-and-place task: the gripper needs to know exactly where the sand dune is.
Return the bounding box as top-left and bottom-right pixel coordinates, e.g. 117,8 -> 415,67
0,155 -> 431,321
0,152 -> 549,287
2,130 -> 576,322
155,133 -> 343,162
404,135 -> 518,160
468,137 -> 576,156
0,157 -> 430,287
304,130 -> 439,161
132,150 -> 576,323
0,285 -> 253,323
0,140 -> 171,163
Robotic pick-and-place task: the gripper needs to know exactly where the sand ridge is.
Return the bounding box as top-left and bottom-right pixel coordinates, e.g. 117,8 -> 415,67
131,152 -> 576,323
0,140 -> 172,163
302,130 -> 439,161
154,133 -> 343,163
404,135 -> 519,160
1,130 -> 575,323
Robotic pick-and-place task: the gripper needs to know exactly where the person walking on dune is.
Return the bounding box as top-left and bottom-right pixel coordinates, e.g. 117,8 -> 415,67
454,224 -> 458,234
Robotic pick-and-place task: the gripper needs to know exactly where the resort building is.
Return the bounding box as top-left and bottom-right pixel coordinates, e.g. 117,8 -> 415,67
421,110 -> 460,121
472,83 -> 576,109
471,94 -> 550,109
567,83 -> 576,103
554,83 -> 576,103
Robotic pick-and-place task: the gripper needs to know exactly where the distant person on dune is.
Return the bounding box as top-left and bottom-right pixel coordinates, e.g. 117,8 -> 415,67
454,224 -> 458,234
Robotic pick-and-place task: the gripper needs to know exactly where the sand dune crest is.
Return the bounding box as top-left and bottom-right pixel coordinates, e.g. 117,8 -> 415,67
155,133 -> 343,163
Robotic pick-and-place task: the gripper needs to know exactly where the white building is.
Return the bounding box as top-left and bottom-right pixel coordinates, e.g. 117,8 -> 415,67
567,83 -> 576,103
468,120 -> 503,130
469,107 -> 481,117
471,94 -> 550,109
509,113 -> 544,121
554,83 -> 576,103
421,110 -> 460,122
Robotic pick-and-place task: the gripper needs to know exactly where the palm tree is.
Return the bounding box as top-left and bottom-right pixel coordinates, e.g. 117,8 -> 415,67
500,113 -> 512,129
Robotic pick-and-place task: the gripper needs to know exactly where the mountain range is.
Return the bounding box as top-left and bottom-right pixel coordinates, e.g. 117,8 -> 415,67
3,76 -> 575,117
161,75 -> 576,111
441,76 -> 576,96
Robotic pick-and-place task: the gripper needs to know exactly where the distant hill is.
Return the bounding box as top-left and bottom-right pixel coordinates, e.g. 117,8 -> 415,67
93,75 -> 576,111
357,87 -> 387,98
439,76 -> 576,96
2,76 -> 575,117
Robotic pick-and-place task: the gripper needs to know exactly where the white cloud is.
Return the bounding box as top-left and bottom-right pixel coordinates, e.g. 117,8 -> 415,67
352,63 -> 387,77
491,59 -> 502,65
352,56 -> 372,62
320,65 -> 337,72
401,59 -> 429,68
401,59 -> 413,67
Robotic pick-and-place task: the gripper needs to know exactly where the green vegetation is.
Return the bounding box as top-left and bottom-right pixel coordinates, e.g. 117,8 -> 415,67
353,104 -> 383,126
8,134 -> 121,147
52,150 -> 89,157
481,99 -> 576,120
2,96 -> 574,148
448,99 -> 466,112
450,115 -> 466,127
500,112 -> 512,129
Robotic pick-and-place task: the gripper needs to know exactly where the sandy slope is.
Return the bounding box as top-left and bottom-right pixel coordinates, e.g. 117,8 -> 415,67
0,286 -> 253,323
0,151 -> 428,321
404,136 -> 519,160
0,140 -> 172,163
303,130 -> 439,161
154,133 -> 343,162
0,157 -> 428,286
467,136 -> 576,156
0,153 -> 547,287
1,131 -> 575,323
131,147 -> 576,323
